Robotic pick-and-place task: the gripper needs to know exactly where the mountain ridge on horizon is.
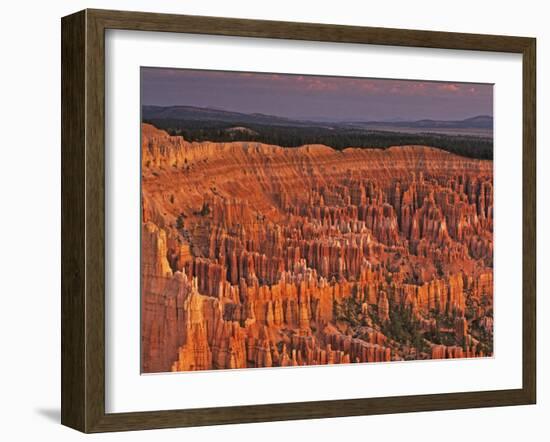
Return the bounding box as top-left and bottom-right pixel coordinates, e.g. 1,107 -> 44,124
142,104 -> 493,129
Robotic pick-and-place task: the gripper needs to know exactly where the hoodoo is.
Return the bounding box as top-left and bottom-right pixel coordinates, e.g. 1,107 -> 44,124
141,124 -> 493,373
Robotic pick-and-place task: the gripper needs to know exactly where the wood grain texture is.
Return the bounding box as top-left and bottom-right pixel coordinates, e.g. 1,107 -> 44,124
61,10 -> 86,432
89,8 -> 533,52
61,8 -> 537,433
85,9 -> 108,433
522,38 -> 537,403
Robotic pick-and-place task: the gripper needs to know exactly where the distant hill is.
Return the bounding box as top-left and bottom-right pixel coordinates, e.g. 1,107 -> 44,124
343,116 -> 493,138
143,105 -> 492,132
142,105 -> 323,128
353,115 -> 492,129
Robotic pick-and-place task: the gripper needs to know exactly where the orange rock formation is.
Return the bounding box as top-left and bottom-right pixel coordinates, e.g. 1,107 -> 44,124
140,123 -> 494,373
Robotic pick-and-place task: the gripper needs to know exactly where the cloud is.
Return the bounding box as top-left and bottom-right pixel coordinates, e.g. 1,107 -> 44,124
142,67 -> 493,120
437,84 -> 460,93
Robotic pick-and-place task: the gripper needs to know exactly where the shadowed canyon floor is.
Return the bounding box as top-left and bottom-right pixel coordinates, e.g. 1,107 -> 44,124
141,123 -> 494,373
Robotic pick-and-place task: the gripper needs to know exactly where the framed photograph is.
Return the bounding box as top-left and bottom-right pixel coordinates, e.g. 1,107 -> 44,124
61,9 -> 536,433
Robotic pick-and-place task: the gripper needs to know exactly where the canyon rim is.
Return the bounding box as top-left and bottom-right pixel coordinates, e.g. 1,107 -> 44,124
140,68 -> 494,374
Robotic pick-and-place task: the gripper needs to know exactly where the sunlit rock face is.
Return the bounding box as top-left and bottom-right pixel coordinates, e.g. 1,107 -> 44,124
140,123 -> 493,373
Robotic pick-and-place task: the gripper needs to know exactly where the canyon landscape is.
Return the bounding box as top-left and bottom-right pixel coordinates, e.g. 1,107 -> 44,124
141,69 -> 494,373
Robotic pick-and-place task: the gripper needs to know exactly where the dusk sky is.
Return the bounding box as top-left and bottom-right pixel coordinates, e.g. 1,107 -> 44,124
141,67 -> 493,122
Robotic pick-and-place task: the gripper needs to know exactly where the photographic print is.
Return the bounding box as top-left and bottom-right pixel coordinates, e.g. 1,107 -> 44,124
140,68 -> 494,374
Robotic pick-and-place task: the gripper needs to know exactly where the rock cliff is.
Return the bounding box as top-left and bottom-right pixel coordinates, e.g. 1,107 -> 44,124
141,123 -> 493,372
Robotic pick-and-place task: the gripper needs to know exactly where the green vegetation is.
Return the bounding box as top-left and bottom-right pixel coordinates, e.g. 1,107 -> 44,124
176,213 -> 185,230
144,118 -> 493,160
470,315 -> 494,355
199,203 -> 211,216
477,330 -> 493,355
382,305 -> 427,352
333,298 -> 428,353
425,325 -> 454,347
334,297 -> 362,327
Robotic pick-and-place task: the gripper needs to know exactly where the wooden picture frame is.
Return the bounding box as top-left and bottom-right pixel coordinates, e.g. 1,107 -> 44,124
61,8 -> 536,433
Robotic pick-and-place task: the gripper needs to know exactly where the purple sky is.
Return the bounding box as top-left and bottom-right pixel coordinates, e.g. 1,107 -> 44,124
141,67 -> 493,122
